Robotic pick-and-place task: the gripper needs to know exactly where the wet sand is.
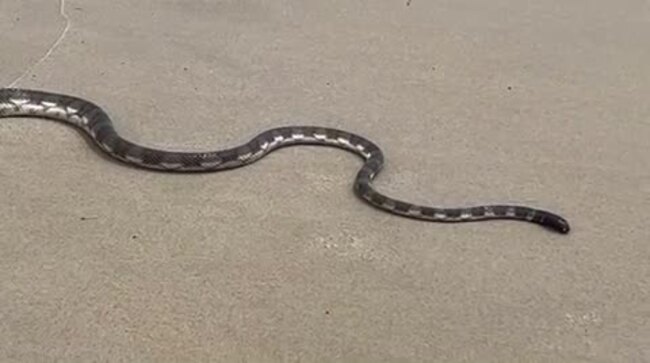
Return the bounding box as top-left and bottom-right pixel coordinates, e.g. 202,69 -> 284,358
1,0 -> 648,361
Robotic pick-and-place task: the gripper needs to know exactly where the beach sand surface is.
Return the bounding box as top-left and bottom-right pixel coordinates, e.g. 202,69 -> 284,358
1,0 -> 648,361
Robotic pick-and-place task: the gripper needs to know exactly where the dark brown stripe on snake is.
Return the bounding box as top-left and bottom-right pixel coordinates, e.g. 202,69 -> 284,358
0,88 -> 570,234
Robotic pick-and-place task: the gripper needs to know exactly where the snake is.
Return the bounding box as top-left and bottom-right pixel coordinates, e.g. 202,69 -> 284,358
0,88 -> 570,234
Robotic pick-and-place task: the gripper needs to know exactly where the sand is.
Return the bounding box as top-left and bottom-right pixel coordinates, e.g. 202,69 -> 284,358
1,0 -> 648,361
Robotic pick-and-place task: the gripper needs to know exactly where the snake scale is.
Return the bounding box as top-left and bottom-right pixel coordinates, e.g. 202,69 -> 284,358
0,88 -> 570,234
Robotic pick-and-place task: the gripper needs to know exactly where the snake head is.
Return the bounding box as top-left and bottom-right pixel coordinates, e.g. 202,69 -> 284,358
541,213 -> 571,234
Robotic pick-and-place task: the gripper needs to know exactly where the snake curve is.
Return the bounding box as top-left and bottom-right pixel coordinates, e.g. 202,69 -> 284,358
0,88 -> 570,234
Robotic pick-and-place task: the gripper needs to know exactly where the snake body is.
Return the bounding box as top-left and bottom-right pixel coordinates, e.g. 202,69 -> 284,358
0,88 -> 570,233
